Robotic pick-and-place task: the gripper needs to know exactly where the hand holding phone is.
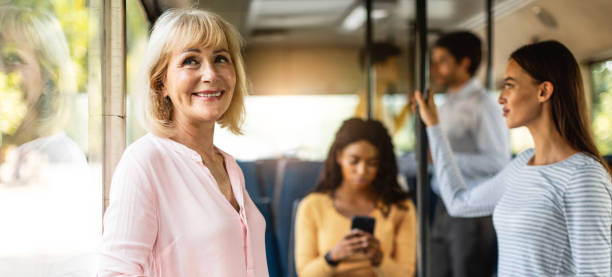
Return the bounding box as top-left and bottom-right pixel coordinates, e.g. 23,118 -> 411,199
328,217 -> 379,265
349,216 -> 382,265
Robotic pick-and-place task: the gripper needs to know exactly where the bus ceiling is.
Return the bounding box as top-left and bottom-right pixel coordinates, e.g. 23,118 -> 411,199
139,0 -> 611,55
138,0 -> 612,93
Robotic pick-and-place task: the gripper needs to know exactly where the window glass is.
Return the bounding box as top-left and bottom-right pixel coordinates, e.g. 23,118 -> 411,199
212,94 -> 414,161
592,59 -> 612,155
0,0 -> 102,275
126,0 -> 150,144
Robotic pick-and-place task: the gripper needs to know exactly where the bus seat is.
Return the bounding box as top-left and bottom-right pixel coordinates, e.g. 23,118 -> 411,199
287,198 -> 301,277
255,198 -> 282,277
273,159 -> 323,277
256,159 -> 279,199
237,160 -> 263,200
237,160 -> 281,277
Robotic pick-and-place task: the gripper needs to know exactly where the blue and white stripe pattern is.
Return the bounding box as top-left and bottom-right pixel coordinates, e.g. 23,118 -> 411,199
427,125 -> 612,276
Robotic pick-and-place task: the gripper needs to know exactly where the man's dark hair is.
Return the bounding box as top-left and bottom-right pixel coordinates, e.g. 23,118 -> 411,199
434,31 -> 482,76
359,42 -> 401,70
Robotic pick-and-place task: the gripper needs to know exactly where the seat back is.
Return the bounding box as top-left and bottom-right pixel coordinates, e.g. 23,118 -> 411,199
273,159 -> 323,277
237,160 -> 281,277
287,198 -> 301,277
237,161 -> 264,199
255,199 -> 282,277
256,159 -> 279,199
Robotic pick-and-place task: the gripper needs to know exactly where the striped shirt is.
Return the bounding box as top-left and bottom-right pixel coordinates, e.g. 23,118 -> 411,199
427,125 -> 612,276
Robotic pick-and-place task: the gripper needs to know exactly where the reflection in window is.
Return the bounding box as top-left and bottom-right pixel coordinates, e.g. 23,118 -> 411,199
0,2 -> 101,276
592,60 -> 612,155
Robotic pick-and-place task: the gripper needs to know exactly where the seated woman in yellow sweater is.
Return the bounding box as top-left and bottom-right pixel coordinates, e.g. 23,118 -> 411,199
295,118 -> 416,277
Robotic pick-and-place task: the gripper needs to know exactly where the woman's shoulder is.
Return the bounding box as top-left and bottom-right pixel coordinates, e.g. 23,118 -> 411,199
296,193 -> 333,220
300,192 -> 332,207
20,133 -> 87,165
398,198 -> 416,209
560,155 -> 612,208
123,133 -> 173,160
390,198 -> 416,215
567,153 -> 612,184
116,133 -> 173,171
377,199 -> 416,225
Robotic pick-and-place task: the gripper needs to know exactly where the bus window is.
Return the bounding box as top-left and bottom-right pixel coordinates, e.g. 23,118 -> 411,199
213,94 -> 358,161
592,59 -> 612,155
0,1 -> 102,275
126,0 -> 151,144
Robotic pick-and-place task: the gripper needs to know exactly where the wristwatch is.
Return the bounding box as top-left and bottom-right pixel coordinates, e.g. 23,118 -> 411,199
324,251 -> 339,267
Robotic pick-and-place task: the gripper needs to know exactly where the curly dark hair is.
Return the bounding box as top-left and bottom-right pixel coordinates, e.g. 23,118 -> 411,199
314,118 -> 411,214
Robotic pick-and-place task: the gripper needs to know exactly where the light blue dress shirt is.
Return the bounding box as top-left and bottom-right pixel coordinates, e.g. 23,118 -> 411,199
398,78 -> 511,195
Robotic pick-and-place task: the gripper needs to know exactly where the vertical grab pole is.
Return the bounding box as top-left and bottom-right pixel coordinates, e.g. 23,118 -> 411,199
365,0 -> 374,119
414,0 -> 430,276
485,0 -> 494,90
102,0 -> 126,214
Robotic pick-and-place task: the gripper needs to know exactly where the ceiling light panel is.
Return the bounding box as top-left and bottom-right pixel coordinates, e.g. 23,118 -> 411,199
249,0 -> 353,28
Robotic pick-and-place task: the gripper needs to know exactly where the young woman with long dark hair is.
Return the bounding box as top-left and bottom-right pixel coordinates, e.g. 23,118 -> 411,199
295,118 -> 416,277
415,40 -> 612,276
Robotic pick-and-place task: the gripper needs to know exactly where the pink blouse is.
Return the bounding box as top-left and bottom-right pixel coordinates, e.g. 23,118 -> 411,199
97,133 -> 269,277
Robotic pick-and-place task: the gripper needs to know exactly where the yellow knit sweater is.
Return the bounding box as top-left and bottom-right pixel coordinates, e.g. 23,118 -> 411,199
295,193 -> 416,277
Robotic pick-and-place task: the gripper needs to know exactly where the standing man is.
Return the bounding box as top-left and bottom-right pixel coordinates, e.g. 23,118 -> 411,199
399,31 -> 510,277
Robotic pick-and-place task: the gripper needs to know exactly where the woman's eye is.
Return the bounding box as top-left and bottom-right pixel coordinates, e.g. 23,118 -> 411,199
214,55 -> 230,64
2,52 -> 24,66
502,83 -> 513,90
181,57 -> 199,66
349,159 -> 359,165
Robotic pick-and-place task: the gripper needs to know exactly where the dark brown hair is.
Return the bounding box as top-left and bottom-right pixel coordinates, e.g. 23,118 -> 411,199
314,118 -> 411,213
511,40 -> 611,176
434,31 -> 482,76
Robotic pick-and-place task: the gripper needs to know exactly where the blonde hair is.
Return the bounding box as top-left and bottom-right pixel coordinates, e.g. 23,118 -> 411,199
0,6 -> 76,141
140,8 -> 247,136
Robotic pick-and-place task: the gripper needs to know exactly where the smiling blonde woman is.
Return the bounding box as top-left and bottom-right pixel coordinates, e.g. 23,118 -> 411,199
97,9 -> 268,277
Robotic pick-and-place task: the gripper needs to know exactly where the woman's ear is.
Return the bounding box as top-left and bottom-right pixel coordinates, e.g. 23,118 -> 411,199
538,81 -> 554,103
336,149 -> 343,165
158,80 -> 167,97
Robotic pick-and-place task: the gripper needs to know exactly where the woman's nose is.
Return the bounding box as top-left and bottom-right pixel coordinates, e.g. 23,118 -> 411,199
355,163 -> 367,175
200,61 -> 216,83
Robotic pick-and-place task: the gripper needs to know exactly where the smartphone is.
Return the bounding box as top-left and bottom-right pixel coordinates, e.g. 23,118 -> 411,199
350,215 -> 376,234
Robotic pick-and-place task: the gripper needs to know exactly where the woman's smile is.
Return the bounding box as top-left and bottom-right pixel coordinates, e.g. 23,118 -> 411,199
192,90 -> 225,101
